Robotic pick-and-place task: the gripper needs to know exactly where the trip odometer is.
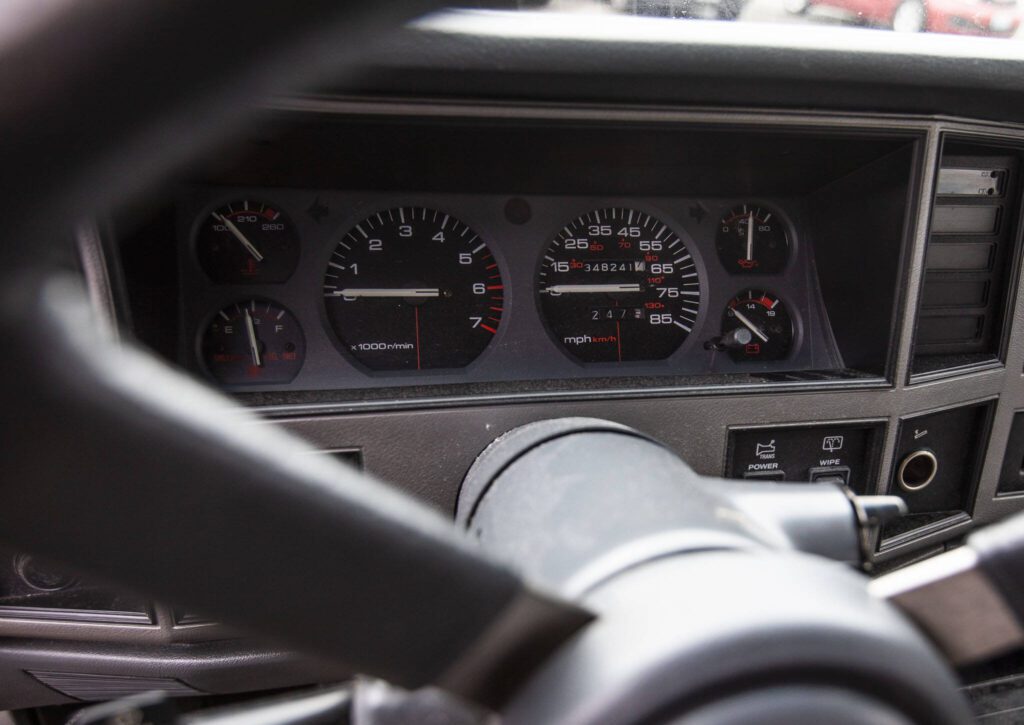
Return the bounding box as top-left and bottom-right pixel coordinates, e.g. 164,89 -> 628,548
323,207 -> 503,372
539,208 -> 701,363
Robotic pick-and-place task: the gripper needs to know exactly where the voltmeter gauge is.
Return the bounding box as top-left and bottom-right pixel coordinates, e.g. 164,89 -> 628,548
200,299 -> 305,385
715,204 -> 789,274
719,290 -> 794,362
196,200 -> 299,284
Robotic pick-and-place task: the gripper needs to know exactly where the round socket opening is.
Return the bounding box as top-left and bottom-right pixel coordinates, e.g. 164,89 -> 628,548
898,449 -> 938,492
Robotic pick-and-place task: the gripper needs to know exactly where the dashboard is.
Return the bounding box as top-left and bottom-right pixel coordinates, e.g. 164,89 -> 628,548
141,114 -> 914,405
8,8 -> 1024,716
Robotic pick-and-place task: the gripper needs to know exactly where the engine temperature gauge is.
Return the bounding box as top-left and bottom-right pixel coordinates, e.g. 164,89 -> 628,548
719,290 -> 793,362
200,299 -> 305,385
196,200 -> 299,284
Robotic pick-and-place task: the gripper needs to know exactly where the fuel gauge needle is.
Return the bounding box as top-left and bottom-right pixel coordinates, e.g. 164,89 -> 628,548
731,306 -> 769,343
244,309 -> 262,367
213,212 -> 264,262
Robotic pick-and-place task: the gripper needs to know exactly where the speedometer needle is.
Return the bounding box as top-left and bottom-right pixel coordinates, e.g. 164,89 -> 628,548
545,283 -> 643,294
333,288 -> 441,298
243,309 -> 262,367
746,211 -> 755,262
213,212 -> 264,262
731,307 -> 769,343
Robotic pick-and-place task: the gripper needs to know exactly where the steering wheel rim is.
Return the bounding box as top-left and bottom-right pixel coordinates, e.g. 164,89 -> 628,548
0,0 -> 590,705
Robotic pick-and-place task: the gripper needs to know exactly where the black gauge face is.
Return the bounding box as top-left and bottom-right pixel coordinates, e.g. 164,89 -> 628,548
323,207 -> 503,371
715,204 -> 789,274
196,200 -> 299,283
721,290 -> 793,362
200,299 -> 305,384
538,208 -> 701,363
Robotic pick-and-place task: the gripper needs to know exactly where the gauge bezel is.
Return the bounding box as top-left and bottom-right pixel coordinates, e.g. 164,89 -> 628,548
714,201 -> 795,276
318,204 -> 509,377
191,196 -> 301,285
196,297 -> 306,385
720,288 -> 799,363
534,204 -> 708,367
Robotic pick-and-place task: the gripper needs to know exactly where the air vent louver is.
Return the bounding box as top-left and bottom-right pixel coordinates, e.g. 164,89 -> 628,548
911,140 -> 1023,377
28,670 -> 201,701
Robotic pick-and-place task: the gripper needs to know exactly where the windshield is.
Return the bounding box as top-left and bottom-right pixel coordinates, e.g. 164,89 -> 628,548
530,0 -> 1020,39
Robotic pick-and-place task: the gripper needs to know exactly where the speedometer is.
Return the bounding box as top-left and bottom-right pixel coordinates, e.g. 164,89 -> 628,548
538,208 -> 701,363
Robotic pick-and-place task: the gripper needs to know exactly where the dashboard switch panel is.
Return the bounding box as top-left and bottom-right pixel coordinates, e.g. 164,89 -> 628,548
726,423 -> 883,495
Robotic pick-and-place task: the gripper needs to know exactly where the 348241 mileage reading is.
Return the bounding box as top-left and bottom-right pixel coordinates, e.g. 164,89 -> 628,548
538,208 -> 702,363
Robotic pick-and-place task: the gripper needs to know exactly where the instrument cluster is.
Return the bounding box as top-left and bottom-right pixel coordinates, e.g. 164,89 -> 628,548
178,189 -> 841,393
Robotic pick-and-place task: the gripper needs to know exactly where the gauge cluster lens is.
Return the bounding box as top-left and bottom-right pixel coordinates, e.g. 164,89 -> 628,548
720,289 -> 794,362
715,204 -> 789,274
196,200 -> 300,284
538,208 -> 701,363
200,299 -> 305,384
323,207 -> 503,371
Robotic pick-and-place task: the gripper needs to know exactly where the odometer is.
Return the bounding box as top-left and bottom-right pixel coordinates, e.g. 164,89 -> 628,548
538,208 -> 701,363
323,207 -> 503,371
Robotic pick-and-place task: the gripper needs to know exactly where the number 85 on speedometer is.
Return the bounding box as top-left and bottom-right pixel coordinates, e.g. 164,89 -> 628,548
538,208 -> 702,364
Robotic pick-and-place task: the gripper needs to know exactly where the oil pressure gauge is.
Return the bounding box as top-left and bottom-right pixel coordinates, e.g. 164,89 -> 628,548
718,290 -> 794,362
715,204 -> 789,274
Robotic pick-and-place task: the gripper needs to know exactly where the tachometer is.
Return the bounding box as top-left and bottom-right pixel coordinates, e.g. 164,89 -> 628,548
538,208 -> 701,363
323,207 -> 503,371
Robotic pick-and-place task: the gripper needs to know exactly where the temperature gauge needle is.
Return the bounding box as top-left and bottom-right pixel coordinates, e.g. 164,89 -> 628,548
213,212 -> 264,262
545,283 -> 643,294
731,306 -> 769,343
243,309 -> 262,367
746,211 -> 755,262
333,288 -> 441,299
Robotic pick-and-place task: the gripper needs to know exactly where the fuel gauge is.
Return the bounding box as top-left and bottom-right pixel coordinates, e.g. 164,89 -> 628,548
200,299 -> 305,385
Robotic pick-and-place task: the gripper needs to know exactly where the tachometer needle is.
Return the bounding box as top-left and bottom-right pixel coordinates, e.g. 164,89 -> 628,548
213,212 -> 264,262
746,211 -> 755,262
243,309 -> 262,367
545,283 -> 643,294
731,307 -> 769,343
333,288 -> 441,298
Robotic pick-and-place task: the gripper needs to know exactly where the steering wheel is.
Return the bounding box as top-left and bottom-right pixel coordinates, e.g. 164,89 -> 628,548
0,2 -> 1014,722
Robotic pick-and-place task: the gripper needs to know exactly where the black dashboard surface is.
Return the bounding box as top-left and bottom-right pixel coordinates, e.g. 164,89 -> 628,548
13,7 -> 1024,715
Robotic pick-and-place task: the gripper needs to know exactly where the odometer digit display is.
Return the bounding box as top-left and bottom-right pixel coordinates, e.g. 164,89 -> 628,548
538,208 -> 701,363
323,207 -> 503,372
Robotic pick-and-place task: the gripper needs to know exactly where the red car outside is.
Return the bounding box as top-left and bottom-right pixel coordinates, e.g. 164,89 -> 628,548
786,0 -> 1020,36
